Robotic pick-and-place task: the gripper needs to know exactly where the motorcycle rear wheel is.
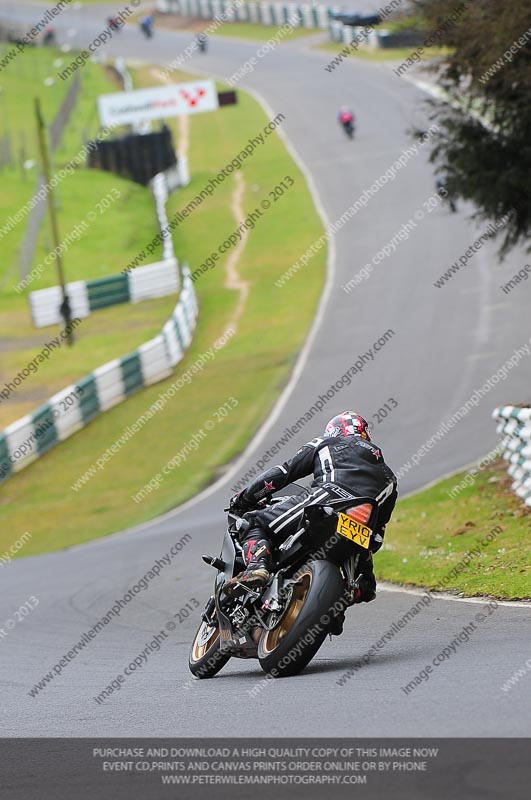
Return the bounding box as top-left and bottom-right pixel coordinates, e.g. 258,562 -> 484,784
257,559 -> 344,677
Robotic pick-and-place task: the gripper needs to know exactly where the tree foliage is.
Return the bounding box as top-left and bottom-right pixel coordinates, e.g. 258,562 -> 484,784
412,0 -> 531,255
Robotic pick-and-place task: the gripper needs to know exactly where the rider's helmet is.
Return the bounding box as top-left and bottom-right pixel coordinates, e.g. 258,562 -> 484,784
324,411 -> 371,441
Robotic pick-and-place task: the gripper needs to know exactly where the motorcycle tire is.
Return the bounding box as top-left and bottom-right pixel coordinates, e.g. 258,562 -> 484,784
257,559 -> 344,677
189,618 -> 230,678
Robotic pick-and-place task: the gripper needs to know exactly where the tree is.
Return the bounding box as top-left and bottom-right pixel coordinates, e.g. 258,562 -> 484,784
412,0 -> 531,256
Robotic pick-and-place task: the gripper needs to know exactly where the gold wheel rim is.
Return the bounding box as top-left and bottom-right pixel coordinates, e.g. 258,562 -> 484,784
191,622 -> 219,663
261,568 -> 312,655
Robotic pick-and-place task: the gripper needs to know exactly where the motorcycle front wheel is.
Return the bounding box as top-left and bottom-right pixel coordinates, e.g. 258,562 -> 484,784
189,618 -> 230,678
257,559 -> 344,677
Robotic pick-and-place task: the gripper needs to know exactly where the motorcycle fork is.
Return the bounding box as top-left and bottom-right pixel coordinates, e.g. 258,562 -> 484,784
214,590 -> 234,647
216,584 -> 262,654
201,595 -> 216,626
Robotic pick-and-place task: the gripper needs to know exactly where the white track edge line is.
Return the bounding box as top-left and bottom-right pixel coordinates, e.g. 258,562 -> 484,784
378,582 -> 530,608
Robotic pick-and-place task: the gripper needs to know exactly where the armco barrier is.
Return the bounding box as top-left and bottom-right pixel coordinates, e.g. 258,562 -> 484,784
155,0 -> 333,29
493,405 -> 531,507
0,269 -> 198,484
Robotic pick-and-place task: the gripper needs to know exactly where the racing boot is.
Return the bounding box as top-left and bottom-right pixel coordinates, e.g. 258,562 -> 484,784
224,534 -> 272,596
353,552 -> 377,604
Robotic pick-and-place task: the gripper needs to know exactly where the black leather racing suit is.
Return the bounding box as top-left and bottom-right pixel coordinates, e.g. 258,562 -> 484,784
235,434 -> 398,592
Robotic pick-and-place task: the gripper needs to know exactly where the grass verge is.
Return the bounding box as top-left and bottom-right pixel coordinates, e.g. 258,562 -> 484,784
381,460 -> 531,600
211,22 -> 317,41
0,46 -> 122,281
319,41 -> 450,63
0,49 -> 168,429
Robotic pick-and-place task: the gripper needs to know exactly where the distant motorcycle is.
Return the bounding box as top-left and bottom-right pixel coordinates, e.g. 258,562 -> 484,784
140,16 -> 153,38
107,17 -> 122,33
339,109 -> 355,139
43,27 -> 56,46
197,34 -> 208,52
189,484 -> 379,678
342,118 -> 355,139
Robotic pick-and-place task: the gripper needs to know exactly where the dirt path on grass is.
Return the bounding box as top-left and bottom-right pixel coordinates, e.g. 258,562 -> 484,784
223,170 -> 250,333
150,66 -> 249,334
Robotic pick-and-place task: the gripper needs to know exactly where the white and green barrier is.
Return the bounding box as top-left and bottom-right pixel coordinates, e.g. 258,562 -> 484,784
156,0 -> 388,45
493,405 -> 531,507
29,169 -> 182,328
29,260 -> 179,327
155,0 -> 333,29
0,269 -> 198,484
328,21 -> 380,46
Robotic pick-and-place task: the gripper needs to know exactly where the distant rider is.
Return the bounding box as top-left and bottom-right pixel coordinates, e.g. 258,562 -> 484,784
107,17 -> 121,32
43,27 -> 56,46
338,106 -> 354,126
140,15 -> 154,38
225,412 -> 398,607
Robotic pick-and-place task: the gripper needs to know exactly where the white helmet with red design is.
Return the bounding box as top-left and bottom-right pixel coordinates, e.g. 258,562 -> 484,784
324,411 -> 372,441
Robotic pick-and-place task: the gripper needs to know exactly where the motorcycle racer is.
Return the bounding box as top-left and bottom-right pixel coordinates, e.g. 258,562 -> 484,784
225,412 -> 398,606
338,106 -> 355,135
338,106 -> 354,125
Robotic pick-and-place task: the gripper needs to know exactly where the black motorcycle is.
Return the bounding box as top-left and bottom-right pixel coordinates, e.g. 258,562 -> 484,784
342,118 -> 355,139
189,484 -> 378,679
197,34 -> 208,53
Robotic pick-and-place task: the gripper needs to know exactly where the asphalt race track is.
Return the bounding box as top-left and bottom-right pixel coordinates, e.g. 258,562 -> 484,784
1,2 -> 530,738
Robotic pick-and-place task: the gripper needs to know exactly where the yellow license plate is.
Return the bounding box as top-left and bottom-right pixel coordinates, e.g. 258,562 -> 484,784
337,513 -> 372,549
